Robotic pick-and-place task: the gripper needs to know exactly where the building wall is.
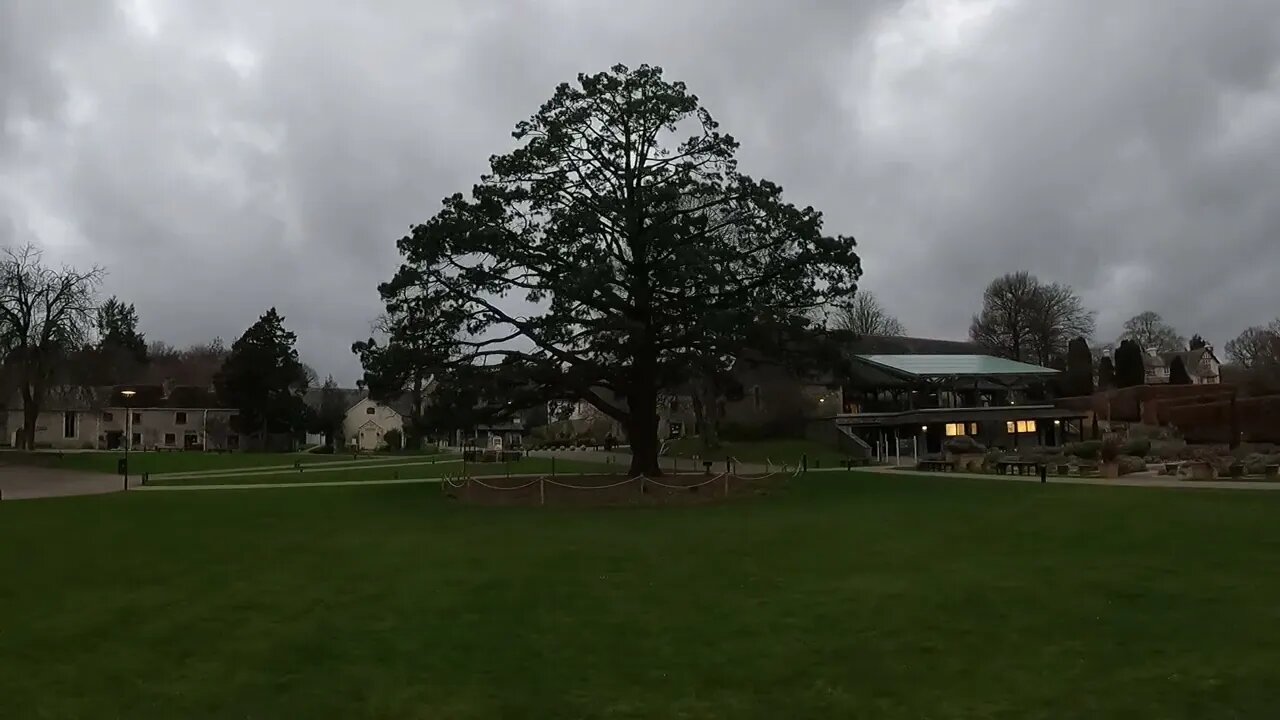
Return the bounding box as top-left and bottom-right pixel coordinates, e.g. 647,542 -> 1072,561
5,409 -> 101,449
3,406 -> 237,449
721,361 -> 841,436
343,397 -> 404,450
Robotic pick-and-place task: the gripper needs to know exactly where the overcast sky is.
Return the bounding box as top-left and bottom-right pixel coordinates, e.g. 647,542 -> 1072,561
3,0 -> 1279,383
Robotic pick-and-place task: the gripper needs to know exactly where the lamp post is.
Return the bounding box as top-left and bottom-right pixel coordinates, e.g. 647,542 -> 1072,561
121,389 -> 136,486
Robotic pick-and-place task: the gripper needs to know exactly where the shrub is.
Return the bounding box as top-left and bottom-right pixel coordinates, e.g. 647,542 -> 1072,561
1121,437 -> 1151,457
1064,440 -> 1101,460
1243,453 -> 1280,476
982,448 -> 1004,470
1148,439 -> 1187,460
1118,455 -> 1148,475
943,436 -> 986,454
1099,438 -> 1122,463
383,429 -> 403,451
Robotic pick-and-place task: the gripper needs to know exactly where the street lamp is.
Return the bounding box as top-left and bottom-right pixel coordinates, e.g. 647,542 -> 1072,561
121,389 -> 136,486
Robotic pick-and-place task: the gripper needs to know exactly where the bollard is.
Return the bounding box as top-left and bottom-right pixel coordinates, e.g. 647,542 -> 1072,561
1040,464 -> 1047,484
142,472 -> 149,486
802,454 -> 808,473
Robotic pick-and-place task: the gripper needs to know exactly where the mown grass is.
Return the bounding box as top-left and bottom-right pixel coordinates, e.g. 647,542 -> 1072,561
1,473 -> 1279,718
667,437 -> 851,467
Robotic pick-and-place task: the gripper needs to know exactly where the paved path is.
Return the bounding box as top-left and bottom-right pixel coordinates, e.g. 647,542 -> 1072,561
855,463 -> 1280,491
0,466 -> 130,501
526,449 -> 771,474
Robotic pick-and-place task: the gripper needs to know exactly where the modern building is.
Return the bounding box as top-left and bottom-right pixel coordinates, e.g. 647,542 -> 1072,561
835,351 -> 1088,459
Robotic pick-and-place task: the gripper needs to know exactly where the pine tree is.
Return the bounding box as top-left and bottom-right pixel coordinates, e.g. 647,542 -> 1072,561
214,308 -> 311,448
1169,355 -> 1192,385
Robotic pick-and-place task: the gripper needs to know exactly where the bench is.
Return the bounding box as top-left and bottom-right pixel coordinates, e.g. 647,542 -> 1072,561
996,460 -> 1039,476
918,459 -> 955,472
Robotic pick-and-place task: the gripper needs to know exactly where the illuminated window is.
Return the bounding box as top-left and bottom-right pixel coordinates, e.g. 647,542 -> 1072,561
969,422 -> 979,435
1005,420 -> 1037,434
945,423 -> 966,436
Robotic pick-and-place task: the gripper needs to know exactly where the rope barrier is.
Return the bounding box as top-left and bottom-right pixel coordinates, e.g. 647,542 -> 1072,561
544,475 -> 645,490
643,472 -> 729,490
469,477 -> 540,491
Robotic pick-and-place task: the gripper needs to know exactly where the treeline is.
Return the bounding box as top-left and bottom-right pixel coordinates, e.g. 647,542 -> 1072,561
0,244 -> 333,449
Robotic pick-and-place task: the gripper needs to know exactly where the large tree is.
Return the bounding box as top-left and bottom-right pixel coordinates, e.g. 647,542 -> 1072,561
1168,355 -> 1192,385
1120,311 -> 1185,353
829,291 -> 905,336
87,295 -> 148,385
1114,339 -> 1146,388
1097,355 -> 1116,390
315,375 -> 348,449
1224,320 -> 1280,392
374,64 -> 861,475
214,308 -> 311,448
0,244 -> 103,448
1188,334 -> 1208,350
352,307 -> 437,450
969,271 -> 1094,364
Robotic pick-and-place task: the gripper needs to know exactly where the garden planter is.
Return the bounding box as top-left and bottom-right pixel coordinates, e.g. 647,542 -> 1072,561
1100,461 -> 1119,479
1188,461 -> 1216,481
946,453 -> 984,472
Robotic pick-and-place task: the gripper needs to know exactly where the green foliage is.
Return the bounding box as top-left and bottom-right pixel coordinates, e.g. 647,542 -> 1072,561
943,435 -> 986,454
382,428 -> 403,451
1064,440 -> 1102,460
1168,355 -> 1192,384
214,308 -> 311,444
1097,356 -> 1116,390
1118,455 -> 1148,475
1063,336 -> 1094,396
96,295 -> 148,363
1099,437 -> 1122,463
368,64 -> 861,475
1114,340 -> 1146,388
1121,437 -> 1152,457
1189,334 -> 1207,350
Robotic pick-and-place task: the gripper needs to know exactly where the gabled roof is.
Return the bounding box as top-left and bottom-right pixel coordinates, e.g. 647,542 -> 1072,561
846,335 -> 979,355
1158,347 -> 1219,375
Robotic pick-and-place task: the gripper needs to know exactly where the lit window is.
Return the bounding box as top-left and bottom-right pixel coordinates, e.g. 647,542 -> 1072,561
945,422 -> 966,436
969,422 -> 979,435
1006,420 -> 1037,434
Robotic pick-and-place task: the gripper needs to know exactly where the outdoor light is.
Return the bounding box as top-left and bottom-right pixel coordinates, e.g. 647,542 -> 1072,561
920,425 -> 928,431
1054,419 -> 1061,425
120,390 -> 136,398
120,389 -> 137,488
818,397 -> 825,403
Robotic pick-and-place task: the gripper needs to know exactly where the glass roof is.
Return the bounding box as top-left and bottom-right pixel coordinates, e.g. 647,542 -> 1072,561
855,354 -> 1060,377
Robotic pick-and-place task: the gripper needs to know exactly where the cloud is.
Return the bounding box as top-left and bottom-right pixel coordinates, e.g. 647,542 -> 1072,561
2,0 -> 1279,383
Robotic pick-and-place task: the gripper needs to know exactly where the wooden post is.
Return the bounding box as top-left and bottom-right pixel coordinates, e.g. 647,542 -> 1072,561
539,476 -> 545,506
724,472 -> 729,497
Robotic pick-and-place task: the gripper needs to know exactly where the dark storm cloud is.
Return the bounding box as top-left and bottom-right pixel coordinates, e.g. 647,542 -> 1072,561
2,0 -> 1279,382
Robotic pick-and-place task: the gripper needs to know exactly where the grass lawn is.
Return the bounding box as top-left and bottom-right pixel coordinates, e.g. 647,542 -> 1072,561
667,437 -> 851,467
2,474 -> 1280,718
0,449 -> 441,476
147,457 -> 615,486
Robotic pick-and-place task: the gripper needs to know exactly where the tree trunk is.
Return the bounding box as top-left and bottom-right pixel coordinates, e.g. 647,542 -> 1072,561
625,386 -> 662,477
20,387 -> 38,450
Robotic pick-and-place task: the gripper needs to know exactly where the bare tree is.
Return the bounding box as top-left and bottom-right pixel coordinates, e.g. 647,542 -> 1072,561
970,271 -> 1093,363
830,292 -> 906,336
1120,311 -> 1185,353
0,244 -> 103,448
1026,282 -> 1095,367
1224,320 -> 1280,369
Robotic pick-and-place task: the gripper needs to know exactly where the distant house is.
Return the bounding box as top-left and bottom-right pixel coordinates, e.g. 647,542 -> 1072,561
4,385 -> 236,450
1142,346 -> 1222,385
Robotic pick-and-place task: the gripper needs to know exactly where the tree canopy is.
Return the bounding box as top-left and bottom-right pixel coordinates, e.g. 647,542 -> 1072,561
1188,334 -> 1207,350
1120,311 -> 1184,354
1097,355 -> 1116,390
969,271 -> 1095,366
1168,355 -> 1192,385
370,64 -> 861,475
1113,339 -> 1146,388
214,308 -> 311,447
1063,336 -> 1094,396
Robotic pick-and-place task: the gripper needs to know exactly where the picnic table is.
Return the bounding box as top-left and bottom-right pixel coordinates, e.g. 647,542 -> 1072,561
996,460 -> 1040,476
918,459 -> 955,472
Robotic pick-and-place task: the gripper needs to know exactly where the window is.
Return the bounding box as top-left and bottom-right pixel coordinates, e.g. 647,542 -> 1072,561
945,423 -> 966,437
63,411 -> 77,439
969,422 -> 979,435
366,406 -> 376,415
1006,420 -> 1037,434
131,432 -> 142,447
164,433 -> 176,446
175,411 -> 187,425
132,412 -> 142,425
102,411 -> 114,422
